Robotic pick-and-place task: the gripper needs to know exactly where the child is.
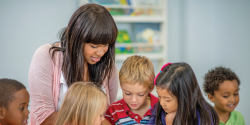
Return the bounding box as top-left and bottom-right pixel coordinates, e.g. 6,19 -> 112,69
149,63 -> 219,125
104,55 -> 158,125
203,66 -> 245,125
54,82 -> 108,125
0,78 -> 30,125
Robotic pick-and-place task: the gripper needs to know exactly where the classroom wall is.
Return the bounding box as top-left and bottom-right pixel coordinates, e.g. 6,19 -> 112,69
168,0 -> 250,124
0,0 -> 78,90
0,0 -> 249,124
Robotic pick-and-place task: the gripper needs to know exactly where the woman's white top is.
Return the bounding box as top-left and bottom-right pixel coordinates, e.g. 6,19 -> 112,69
57,71 -> 106,111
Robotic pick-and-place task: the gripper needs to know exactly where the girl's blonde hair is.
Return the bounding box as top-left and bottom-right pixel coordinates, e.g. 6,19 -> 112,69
54,82 -> 108,125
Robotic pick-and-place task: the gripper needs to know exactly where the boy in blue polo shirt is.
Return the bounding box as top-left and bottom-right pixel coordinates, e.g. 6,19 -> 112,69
104,55 -> 158,125
203,66 -> 245,125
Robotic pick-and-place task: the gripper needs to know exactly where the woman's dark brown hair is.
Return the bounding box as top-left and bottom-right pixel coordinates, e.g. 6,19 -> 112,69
154,63 -> 219,125
50,4 -> 117,87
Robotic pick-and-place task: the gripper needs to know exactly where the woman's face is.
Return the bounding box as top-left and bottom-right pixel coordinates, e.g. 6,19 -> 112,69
83,43 -> 109,65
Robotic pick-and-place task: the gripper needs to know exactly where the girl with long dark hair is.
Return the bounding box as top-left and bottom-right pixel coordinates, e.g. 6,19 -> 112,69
149,63 -> 219,125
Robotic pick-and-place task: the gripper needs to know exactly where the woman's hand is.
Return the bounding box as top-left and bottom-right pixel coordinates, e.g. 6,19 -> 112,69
165,111 -> 176,125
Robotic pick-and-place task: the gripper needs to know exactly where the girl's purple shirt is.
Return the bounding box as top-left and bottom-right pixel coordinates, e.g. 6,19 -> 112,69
148,105 -> 201,125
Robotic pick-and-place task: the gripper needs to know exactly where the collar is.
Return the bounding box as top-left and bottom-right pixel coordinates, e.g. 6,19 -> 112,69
219,111 -> 235,124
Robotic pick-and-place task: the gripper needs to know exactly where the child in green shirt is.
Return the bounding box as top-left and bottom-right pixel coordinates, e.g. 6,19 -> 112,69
203,66 -> 245,125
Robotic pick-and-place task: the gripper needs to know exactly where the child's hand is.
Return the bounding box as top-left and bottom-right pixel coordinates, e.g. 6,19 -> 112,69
165,111 -> 176,125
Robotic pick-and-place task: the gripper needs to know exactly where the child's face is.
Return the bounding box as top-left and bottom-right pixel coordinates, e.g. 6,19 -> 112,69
92,106 -> 106,125
156,86 -> 178,114
209,80 -> 239,114
121,83 -> 150,110
2,89 -> 30,125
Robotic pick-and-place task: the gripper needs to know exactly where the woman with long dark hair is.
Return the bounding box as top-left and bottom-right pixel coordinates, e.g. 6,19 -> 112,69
28,4 -> 118,125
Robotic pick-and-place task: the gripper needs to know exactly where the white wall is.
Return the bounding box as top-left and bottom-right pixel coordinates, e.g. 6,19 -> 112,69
168,1 -> 250,124
0,0 -> 78,89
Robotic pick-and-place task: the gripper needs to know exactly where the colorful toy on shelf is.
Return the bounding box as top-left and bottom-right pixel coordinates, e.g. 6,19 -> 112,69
119,0 -> 128,5
94,0 -> 159,16
134,23 -> 161,44
115,46 -> 134,54
128,0 -> 159,16
120,0 -> 133,15
115,30 -> 134,54
125,46 -> 133,53
116,30 -> 131,43
136,28 -> 160,44
107,8 -> 124,15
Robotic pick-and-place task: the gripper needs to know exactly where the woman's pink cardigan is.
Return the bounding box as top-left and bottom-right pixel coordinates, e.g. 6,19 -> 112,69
28,44 -> 118,125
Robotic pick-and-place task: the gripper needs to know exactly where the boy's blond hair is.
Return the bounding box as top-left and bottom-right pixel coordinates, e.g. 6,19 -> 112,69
119,55 -> 155,89
54,82 -> 108,125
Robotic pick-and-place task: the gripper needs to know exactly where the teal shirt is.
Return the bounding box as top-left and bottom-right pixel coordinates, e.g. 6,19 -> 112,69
219,111 -> 245,125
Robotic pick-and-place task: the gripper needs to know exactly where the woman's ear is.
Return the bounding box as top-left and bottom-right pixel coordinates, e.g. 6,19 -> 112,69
0,107 -> 6,119
208,93 -> 215,103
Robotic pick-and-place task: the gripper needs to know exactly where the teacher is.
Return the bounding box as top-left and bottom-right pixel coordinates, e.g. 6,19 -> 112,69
28,4 -> 119,125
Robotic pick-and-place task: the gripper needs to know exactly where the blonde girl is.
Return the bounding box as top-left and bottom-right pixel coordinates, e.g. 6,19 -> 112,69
54,82 -> 108,125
